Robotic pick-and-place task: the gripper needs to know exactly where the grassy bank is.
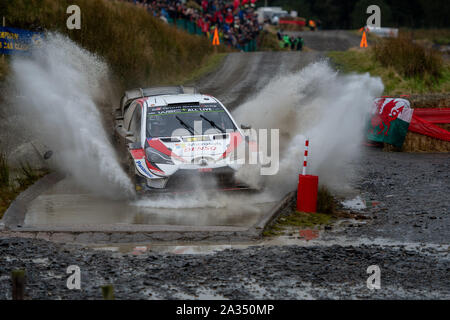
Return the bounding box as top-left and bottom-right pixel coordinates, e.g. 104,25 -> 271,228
258,29 -> 284,52
328,49 -> 449,95
1,0 -> 220,88
328,36 -> 450,152
262,187 -> 358,237
400,28 -> 450,45
328,36 -> 449,95
328,48 -> 450,95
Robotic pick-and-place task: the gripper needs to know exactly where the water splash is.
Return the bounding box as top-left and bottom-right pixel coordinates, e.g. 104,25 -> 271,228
10,33 -> 134,198
234,61 -> 384,196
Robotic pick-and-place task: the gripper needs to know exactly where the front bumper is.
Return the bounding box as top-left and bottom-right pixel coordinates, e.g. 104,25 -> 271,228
142,166 -> 237,190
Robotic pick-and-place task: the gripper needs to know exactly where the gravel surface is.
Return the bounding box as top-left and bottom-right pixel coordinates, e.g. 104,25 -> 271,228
336,148 -> 450,245
0,237 -> 448,300
0,149 -> 449,300
285,30 -> 362,51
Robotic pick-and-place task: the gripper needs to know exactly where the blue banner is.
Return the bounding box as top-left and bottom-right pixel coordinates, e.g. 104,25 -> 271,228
0,26 -> 44,55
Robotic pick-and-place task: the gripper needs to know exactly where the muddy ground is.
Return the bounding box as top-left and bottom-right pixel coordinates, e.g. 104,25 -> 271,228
0,148 -> 448,300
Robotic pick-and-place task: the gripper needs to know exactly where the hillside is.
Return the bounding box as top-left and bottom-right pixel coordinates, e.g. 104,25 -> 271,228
0,0 -> 218,88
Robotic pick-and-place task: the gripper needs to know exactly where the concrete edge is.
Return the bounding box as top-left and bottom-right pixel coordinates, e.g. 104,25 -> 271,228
251,191 -> 296,234
1,172 -> 64,229
11,224 -> 249,233
0,230 -> 259,244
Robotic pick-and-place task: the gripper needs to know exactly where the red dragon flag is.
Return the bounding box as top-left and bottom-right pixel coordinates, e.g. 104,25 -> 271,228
367,98 -> 413,147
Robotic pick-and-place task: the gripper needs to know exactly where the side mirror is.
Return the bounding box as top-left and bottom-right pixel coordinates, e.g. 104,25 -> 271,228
129,142 -> 141,149
241,124 -> 252,130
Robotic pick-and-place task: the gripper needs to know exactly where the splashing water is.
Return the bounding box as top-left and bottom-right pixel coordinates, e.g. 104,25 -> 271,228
234,61 -> 384,197
10,33 -> 134,198
134,61 -> 383,209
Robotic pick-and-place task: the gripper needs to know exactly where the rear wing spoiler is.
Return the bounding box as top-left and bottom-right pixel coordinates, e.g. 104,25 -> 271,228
120,86 -> 198,113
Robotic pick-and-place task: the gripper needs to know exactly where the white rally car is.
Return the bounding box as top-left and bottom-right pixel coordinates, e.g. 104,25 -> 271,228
114,86 -> 252,191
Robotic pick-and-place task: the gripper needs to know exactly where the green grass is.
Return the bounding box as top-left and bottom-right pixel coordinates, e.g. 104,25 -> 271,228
328,49 -> 450,95
263,211 -> 335,237
258,29 -> 285,52
263,185 -> 337,237
317,186 -> 335,214
277,211 -> 335,228
399,28 -> 450,45
374,36 -> 443,80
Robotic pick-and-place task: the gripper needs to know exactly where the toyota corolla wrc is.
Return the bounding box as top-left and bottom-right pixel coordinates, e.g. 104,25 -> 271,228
114,86 -> 252,191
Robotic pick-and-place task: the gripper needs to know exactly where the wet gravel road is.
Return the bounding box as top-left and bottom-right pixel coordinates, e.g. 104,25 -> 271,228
1,148 -> 449,299
0,238 -> 448,300
337,148 -> 450,245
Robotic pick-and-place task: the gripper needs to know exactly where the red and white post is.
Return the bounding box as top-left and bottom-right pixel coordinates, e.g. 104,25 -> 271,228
297,138 -> 319,213
302,139 -> 309,175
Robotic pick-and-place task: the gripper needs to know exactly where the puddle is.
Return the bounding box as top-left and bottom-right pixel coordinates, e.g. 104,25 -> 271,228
341,196 -> 366,210
24,193 -> 276,228
22,177 -> 280,228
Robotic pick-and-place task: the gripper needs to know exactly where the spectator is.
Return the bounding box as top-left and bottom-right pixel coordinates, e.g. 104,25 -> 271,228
123,0 -> 260,51
283,34 -> 290,48
290,36 -> 296,50
296,36 -> 304,51
308,19 -> 316,31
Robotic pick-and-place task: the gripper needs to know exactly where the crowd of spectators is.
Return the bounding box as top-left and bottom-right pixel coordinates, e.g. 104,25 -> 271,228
123,0 -> 261,50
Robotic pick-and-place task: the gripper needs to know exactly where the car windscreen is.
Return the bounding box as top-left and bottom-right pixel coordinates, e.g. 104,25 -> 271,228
146,103 -> 237,138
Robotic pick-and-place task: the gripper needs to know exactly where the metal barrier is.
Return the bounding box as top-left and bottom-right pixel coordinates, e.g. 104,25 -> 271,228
167,18 -> 257,52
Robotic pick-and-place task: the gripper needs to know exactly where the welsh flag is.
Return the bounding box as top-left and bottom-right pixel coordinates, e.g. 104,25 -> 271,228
367,98 -> 413,148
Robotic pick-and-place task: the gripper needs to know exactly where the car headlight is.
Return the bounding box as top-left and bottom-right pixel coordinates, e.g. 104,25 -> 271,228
145,148 -> 174,165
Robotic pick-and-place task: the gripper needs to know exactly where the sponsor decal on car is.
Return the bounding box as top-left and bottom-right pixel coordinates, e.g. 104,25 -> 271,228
183,145 -> 217,152
135,159 -> 153,178
148,104 -> 224,116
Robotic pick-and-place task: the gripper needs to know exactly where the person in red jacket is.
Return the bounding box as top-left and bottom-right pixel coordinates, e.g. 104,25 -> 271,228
201,0 -> 208,13
233,0 -> 240,11
225,9 -> 234,25
202,19 -> 210,33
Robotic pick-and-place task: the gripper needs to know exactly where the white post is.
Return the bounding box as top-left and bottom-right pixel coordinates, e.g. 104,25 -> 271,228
302,138 -> 309,175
